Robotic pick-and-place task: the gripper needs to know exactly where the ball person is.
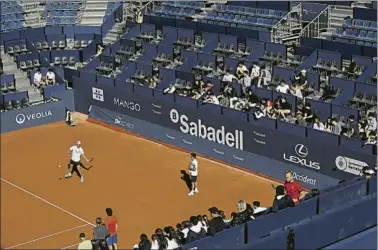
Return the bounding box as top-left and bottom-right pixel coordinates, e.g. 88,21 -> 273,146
65,141 -> 90,182
188,153 -> 199,196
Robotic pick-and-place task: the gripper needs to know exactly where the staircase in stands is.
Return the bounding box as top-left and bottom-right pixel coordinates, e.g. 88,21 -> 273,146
0,46 -> 43,103
80,0 -> 108,26
22,1 -> 45,28
319,5 -> 353,39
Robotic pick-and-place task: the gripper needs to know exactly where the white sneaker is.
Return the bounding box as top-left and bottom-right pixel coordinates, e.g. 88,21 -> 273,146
194,188 -> 199,193
188,191 -> 194,196
65,173 -> 72,178
80,177 -> 84,183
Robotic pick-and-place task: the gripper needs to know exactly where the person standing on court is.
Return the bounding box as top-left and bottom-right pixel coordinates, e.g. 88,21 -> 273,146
188,153 -> 199,196
284,171 -> 305,204
104,208 -> 119,250
93,217 -> 110,250
78,232 -> 93,250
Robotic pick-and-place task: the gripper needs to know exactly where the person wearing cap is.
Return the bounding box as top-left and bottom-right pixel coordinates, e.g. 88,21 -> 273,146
207,207 -> 225,236
64,141 -> 91,182
78,232 -> 93,250
294,69 -> 308,88
93,217 -> 110,249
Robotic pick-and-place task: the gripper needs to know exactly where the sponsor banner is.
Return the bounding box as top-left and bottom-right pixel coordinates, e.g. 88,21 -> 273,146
89,105 -> 340,189
1,101 -> 66,133
74,82 -> 375,181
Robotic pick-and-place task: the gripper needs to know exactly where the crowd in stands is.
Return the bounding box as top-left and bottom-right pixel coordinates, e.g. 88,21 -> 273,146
33,68 -> 57,94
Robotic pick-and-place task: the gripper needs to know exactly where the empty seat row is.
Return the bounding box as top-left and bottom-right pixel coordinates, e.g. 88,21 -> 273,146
48,10 -> 77,17
53,56 -> 76,66
1,98 -> 30,111
201,19 -> 270,32
1,1 -> 20,7
1,81 -> 16,93
336,28 -> 377,41
46,17 -> 76,25
34,40 -> 66,50
331,37 -> 377,47
315,59 -> 339,69
207,12 -> 278,26
6,44 -> 28,55
215,4 -> 287,18
45,2 -> 80,10
154,6 -> 196,16
1,5 -> 23,14
19,60 -> 41,71
73,40 -> 91,49
1,21 -> 24,31
164,1 -> 205,9
345,19 -> 377,30
1,13 -> 24,22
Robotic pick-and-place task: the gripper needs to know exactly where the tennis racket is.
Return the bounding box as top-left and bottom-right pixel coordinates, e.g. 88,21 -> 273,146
82,158 -> 95,170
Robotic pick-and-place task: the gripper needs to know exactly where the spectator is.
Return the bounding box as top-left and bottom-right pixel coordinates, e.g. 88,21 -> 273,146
361,166 -> 375,179
252,201 -> 267,217
294,69 -> 308,88
175,224 -> 185,245
296,103 -> 314,125
78,232 -> 93,250
362,131 -> 377,147
284,171 -> 305,204
313,117 -> 325,131
185,216 -> 206,244
367,112 -> 377,135
179,221 -> 190,239
33,69 -> 43,88
198,215 -> 209,233
272,185 -> 295,212
222,69 -> 238,82
250,62 -> 260,83
163,226 -> 180,249
46,68 -> 56,85
104,208 -> 118,250
93,217 -> 110,241
96,44 -> 104,56
276,97 -> 291,119
324,116 -> 333,132
240,70 -> 251,96
275,81 -> 290,94
342,115 -> 358,138
304,189 -> 320,200
203,91 -> 220,105
346,59 -> 357,79
133,234 -> 151,250
155,229 -> 168,249
230,200 -> 251,227
329,118 -> 342,135
207,207 -> 225,236
243,89 -> 259,112
257,65 -> 272,88
246,203 -> 255,219
290,83 -> 303,99
236,62 -> 248,79
150,234 -> 159,250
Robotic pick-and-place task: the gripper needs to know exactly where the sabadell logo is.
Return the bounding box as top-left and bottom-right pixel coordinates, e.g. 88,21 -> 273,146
15,111 -> 53,125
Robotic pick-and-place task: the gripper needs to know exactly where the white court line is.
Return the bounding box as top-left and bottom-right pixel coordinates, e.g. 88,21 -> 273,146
134,136 -> 282,185
5,224 -> 91,249
1,178 -> 95,227
60,242 -> 80,249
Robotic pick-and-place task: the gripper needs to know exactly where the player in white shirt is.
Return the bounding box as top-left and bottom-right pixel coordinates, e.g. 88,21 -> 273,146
188,153 -> 199,196
64,141 -> 91,182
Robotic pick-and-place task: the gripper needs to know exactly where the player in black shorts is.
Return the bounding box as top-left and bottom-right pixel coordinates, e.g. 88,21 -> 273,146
65,141 -> 91,182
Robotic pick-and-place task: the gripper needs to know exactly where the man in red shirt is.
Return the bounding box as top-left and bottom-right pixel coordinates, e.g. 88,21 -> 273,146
104,208 -> 118,249
284,171 -> 305,204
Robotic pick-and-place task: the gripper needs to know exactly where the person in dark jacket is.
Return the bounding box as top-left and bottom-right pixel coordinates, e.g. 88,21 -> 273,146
231,200 -> 251,227
185,216 -> 207,244
207,207 -> 226,236
133,234 -> 151,250
272,185 -> 295,212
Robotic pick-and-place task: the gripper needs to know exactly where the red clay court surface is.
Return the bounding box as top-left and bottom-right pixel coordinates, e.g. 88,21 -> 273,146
1,119 -> 280,249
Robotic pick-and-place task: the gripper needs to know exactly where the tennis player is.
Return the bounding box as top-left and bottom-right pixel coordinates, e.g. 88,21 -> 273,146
64,141 -> 90,182
188,153 -> 199,196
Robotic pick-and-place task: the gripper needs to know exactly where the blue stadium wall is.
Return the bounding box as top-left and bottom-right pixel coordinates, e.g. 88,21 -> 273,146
72,77 -> 375,189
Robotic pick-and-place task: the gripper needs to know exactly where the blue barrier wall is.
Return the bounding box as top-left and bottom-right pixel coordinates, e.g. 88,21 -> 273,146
88,105 -> 339,189
0,100 -> 66,133
73,79 -> 374,184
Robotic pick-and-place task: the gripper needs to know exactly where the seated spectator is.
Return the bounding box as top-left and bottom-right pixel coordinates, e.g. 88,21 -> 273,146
33,69 -> 44,88
243,89 -> 259,112
296,103 -> 314,125
304,189 -> 320,201
203,91 -> 220,105
150,234 -> 160,250
324,116 -> 333,132
275,96 -> 291,119
236,61 -> 248,79
185,216 -> 207,244
207,207 -> 226,236
175,223 -> 186,245
197,215 -> 209,233
133,234 -> 151,250
78,232 -> 93,250
252,201 -> 267,217
250,62 -> 260,83
246,203 -> 255,219
328,117 -> 342,135
272,185 -> 295,212
46,68 -> 56,85
222,69 -> 238,82
163,226 -> 180,249
155,229 -> 168,249
275,81 -> 290,94
218,83 -> 237,107
240,70 -> 251,96
96,44 -> 104,56
290,83 -> 303,99
362,131 -> 377,147
313,117 -> 325,131
342,115 -> 358,138
346,59 -> 357,79
294,69 -> 308,88
231,200 -> 251,227
257,65 -> 272,88
367,112 -> 377,136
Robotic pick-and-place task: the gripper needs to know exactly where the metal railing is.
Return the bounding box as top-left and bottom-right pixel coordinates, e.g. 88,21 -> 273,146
271,3 -> 303,44
298,5 -> 330,38
122,1 -> 154,23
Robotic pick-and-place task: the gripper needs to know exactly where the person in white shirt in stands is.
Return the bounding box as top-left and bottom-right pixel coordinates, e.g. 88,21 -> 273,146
46,68 -> 56,85
222,69 -> 238,82
290,83 -> 303,99
250,62 -> 260,83
64,141 -> 91,182
367,112 -> 377,136
257,65 -> 271,87
236,62 -> 248,79
276,81 -> 290,94
252,201 -> 267,216
188,152 -> 199,196
33,69 -> 44,88
203,91 -> 220,105
313,117 -> 325,131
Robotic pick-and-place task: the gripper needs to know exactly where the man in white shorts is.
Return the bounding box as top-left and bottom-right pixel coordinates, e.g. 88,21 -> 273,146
65,141 -> 90,182
188,153 -> 199,196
